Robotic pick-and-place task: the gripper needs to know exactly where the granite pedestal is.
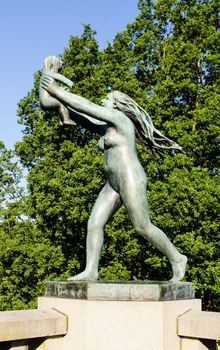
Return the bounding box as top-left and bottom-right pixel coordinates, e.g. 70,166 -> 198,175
45,280 -> 195,301
38,280 -> 200,350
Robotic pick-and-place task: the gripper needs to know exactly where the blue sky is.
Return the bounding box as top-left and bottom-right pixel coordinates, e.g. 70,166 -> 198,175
0,0 -> 139,149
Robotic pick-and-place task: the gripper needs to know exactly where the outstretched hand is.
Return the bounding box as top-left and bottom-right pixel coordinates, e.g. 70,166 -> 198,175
40,75 -> 56,93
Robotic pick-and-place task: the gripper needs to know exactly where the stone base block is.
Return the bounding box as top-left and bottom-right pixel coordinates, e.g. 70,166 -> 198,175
38,287 -> 201,350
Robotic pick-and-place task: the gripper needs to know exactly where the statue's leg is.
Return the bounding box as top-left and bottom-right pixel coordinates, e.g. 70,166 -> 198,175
120,181 -> 187,282
59,104 -> 76,126
68,182 -> 121,281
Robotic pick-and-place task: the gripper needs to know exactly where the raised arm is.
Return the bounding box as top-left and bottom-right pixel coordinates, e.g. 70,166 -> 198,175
44,70 -> 74,88
68,107 -> 107,135
40,75 -> 126,126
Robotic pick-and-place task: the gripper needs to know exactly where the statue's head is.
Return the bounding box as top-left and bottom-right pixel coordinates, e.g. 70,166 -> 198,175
44,56 -> 62,72
102,91 -> 132,110
102,91 -> 143,124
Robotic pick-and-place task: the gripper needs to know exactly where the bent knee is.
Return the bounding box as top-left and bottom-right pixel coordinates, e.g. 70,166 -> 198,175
87,218 -> 104,233
134,220 -> 155,236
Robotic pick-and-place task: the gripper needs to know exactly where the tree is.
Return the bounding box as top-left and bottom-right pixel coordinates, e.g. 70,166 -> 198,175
0,142 -> 66,310
13,0 -> 220,310
0,219 -> 65,310
0,142 -> 23,220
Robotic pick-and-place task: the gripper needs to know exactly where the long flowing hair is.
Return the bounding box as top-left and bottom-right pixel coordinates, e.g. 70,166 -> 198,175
109,91 -> 182,153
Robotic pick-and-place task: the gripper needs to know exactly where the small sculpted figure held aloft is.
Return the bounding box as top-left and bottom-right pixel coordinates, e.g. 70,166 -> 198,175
39,55 -> 76,126
40,62 -> 187,282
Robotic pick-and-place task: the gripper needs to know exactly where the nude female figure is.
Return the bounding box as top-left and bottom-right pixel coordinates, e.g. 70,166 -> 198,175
41,74 -> 187,282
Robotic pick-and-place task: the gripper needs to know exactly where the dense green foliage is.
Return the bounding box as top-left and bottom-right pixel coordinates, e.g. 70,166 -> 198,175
0,0 -> 219,310
0,143 -> 65,310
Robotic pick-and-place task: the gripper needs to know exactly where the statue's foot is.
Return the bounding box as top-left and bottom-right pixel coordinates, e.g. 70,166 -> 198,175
63,119 -> 76,126
68,270 -> 98,282
170,255 -> 187,282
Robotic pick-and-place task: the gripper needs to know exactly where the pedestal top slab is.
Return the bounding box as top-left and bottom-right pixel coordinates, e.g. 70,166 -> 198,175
44,280 -> 194,301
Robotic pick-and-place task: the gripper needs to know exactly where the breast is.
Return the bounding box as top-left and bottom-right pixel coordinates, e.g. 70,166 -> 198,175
104,135 -> 116,148
103,128 -> 120,148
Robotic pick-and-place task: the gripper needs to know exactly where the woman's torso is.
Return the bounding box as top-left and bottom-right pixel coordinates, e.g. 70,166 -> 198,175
98,122 -> 147,192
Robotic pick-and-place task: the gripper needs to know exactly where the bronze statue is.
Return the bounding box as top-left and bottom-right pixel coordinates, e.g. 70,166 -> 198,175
40,67 -> 187,282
